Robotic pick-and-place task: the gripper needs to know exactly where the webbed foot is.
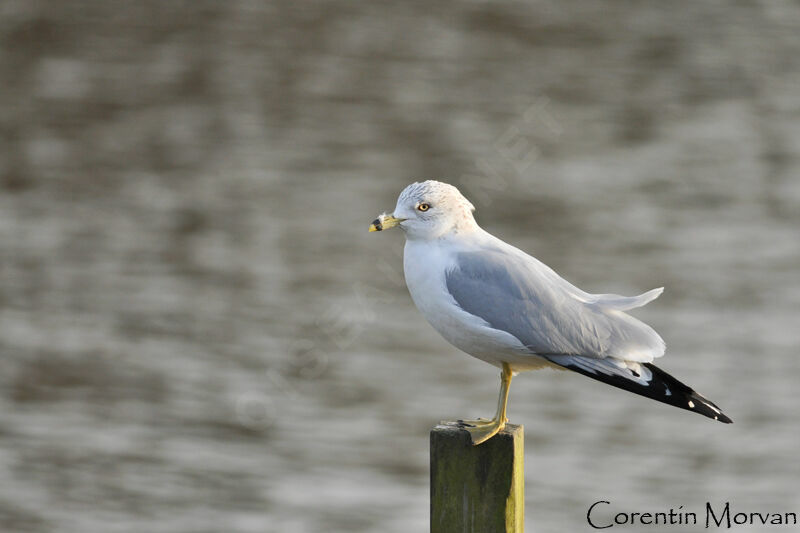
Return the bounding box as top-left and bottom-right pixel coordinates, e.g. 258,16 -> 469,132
458,417 -> 507,445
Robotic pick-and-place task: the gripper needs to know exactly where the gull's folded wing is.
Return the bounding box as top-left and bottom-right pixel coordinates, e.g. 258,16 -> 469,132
445,249 -> 665,362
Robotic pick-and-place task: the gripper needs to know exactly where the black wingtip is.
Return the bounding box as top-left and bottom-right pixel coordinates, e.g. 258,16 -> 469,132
716,412 -> 733,424
547,357 -> 733,424
635,363 -> 734,424
680,383 -> 733,424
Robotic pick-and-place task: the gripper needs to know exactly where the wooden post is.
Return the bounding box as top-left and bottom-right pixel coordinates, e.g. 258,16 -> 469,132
430,421 -> 524,533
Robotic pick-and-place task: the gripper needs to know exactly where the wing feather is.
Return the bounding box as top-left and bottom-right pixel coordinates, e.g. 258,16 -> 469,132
544,355 -> 732,423
445,249 -> 665,361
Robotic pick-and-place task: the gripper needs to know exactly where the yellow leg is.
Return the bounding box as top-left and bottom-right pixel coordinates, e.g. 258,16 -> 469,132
457,363 -> 513,445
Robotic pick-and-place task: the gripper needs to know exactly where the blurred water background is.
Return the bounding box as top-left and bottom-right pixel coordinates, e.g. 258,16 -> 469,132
1,1 -> 799,532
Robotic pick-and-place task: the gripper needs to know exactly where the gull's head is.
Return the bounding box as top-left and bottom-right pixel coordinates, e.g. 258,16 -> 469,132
369,180 -> 477,240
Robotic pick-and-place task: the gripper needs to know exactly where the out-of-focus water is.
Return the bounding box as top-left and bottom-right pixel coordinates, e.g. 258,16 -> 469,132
1,1 -> 799,532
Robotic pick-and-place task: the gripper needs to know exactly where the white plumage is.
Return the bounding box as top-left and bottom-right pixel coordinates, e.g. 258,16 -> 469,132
370,180 -> 731,443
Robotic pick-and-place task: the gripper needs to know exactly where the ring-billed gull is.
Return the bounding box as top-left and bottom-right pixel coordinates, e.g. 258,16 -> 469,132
370,180 -> 731,445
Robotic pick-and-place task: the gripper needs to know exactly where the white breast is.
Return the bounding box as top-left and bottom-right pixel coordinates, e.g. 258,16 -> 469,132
402,238 -> 550,371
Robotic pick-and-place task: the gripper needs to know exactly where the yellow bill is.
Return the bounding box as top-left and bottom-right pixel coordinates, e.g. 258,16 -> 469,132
369,213 -> 405,232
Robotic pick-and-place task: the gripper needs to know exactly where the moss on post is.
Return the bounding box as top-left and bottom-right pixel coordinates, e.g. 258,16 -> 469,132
430,421 -> 524,533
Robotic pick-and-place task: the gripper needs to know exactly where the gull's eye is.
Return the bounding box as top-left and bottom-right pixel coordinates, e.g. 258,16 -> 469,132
417,202 -> 430,212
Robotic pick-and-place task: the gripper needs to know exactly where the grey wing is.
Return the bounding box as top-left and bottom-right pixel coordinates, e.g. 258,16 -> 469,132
445,250 -> 665,361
